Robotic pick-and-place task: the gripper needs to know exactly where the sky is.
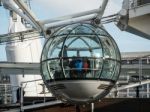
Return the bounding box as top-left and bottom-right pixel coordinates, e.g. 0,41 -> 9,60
0,0 -> 150,61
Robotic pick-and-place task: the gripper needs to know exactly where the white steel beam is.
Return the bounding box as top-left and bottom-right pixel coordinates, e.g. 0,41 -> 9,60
0,68 -> 40,75
2,0 -> 109,32
22,100 -> 62,111
96,0 -> 109,19
0,62 -> 39,68
45,14 -> 96,29
0,62 -> 40,75
112,80 -> 150,92
43,0 -> 108,29
40,9 -> 99,25
13,0 -> 43,32
0,30 -> 42,44
1,0 -> 39,30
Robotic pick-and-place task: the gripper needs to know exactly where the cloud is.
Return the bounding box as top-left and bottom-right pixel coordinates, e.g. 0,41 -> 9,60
31,0 -> 122,20
31,0 -> 101,19
34,0 -> 101,12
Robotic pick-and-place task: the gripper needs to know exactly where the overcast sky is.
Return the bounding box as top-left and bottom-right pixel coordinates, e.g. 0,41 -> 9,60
31,0 -> 121,19
30,0 -> 150,53
0,0 -> 150,61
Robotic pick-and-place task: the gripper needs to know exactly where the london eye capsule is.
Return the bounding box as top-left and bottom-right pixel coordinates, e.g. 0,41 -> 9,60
41,23 -> 121,104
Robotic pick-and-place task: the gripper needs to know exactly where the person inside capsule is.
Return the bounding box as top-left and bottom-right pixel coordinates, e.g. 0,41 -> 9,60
41,23 -> 121,104
69,51 -> 82,78
82,57 -> 91,78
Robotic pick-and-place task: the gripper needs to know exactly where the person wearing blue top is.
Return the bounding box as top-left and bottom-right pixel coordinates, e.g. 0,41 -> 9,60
69,58 -> 83,78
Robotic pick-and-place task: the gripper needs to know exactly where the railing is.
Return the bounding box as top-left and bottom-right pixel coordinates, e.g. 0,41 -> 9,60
19,79 -> 54,111
0,79 -> 54,110
129,0 -> 150,9
109,55 -> 150,98
0,30 -> 43,44
0,84 -> 19,104
43,56 -> 120,82
0,79 -> 61,111
109,91 -> 150,98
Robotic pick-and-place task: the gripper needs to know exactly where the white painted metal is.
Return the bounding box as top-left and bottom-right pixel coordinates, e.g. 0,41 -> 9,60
0,62 -> 39,68
127,2 -> 150,37
1,0 -> 109,32
44,0 -> 108,29
147,84 -> 149,98
111,80 -> 150,92
22,100 -> 62,111
0,30 -> 42,44
13,0 -> 43,32
128,15 -> 150,37
96,0 -> 108,19
117,0 -> 150,39
122,64 -> 150,69
48,80 -> 113,103
3,100 -> 62,112
1,0 -> 40,31
91,103 -> 94,112
45,14 -> 96,29
0,68 -> 40,75
40,9 -> 99,25
129,3 -> 150,18
4,0 -> 49,103
0,62 -> 40,74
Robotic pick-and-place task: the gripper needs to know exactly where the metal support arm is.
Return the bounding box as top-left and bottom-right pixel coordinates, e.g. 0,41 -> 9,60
1,0 -> 42,32
96,0 -> 109,19
45,14 -> 97,29
13,0 -> 43,32
1,0 -> 109,33
40,9 -> 99,25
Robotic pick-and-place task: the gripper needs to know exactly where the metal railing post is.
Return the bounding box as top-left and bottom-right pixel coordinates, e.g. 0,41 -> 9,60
20,84 -> 24,112
4,84 -> 7,104
91,103 -> 94,112
44,85 -> 46,103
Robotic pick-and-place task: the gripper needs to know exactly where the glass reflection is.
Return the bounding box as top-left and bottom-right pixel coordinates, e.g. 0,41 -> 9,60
41,23 -> 121,82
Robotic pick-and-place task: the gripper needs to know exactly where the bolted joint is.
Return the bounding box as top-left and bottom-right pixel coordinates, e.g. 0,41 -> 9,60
46,29 -> 51,35
92,18 -> 101,26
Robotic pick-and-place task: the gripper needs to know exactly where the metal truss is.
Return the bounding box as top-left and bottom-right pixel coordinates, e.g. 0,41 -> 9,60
0,30 -> 43,44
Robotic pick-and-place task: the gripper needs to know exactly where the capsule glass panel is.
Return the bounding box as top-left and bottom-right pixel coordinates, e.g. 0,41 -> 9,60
41,23 -> 121,82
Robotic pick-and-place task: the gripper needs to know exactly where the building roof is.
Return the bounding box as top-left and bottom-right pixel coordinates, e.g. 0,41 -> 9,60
121,51 -> 150,59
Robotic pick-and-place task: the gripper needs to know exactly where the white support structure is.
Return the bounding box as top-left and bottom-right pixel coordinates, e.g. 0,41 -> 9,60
0,62 -> 39,69
117,0 -> 150,39
0,30 -> 42,44
0,0 -> 110,104
13,0 -> 43,32
41,0 -> 108,29
43,0 -> 108,29
1,0 -> 109,32
3,100 -> 62,112
45,14 -> 96,29
96,0 -> 108,19
111,80 -> 150,92
147,83 -> 149,98
1,0 -> 41,31
21,100 -> 62,111
0,62 -> 40,75
40,9 -> 99,25
1,0 -> 50,103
